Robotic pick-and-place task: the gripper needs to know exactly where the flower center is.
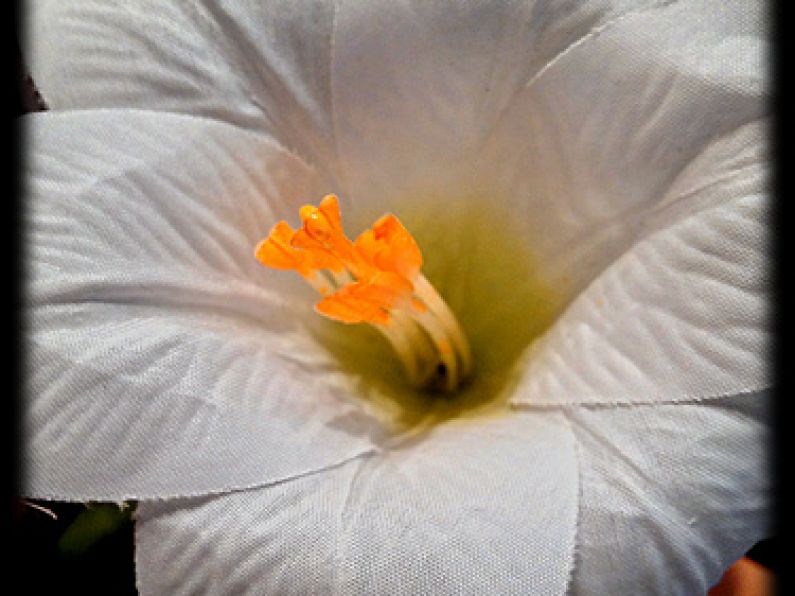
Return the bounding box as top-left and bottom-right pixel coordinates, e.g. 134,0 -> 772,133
256,193 -> 561,432
256,194 -> 473,392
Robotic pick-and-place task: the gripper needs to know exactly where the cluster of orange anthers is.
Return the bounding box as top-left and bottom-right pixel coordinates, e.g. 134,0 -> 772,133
255,195 -> 472,392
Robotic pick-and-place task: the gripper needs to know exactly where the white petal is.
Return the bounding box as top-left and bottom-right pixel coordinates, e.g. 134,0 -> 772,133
25,110 -> 378,501
331,0 -> 765,309
136,411 -> 579,595
331,0 -> 666,216
565,391 -> 770,593
24,0 -> 341,178
512,121 -> 768,407
484,0 -> 766,292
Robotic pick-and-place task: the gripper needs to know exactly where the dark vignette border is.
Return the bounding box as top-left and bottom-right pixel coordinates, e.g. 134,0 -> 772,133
7,0 -> 785,592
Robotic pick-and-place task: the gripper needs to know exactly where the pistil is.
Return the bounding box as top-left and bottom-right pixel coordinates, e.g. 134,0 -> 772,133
254,194 -> 473,392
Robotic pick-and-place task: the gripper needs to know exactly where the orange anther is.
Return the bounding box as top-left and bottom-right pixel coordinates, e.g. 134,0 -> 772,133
315,272 -> 414,325
292,197 -> 373,280
355,214 -> 422,280
258,200 -> 423,321
298,194 -> 344,247
315,283 -> 391,325
318,194 -> 343,231
254,195 -> 472,390
255,221 -> 314,278
255,221 -> 342,278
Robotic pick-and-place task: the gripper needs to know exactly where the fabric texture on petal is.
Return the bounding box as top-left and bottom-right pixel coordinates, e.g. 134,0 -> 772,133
25,0 -> 342,181
331,0 -> 766,302
483,0 -> 766,297
136,411 -> 579,595
511,122 -> 768,407
330,0 -> 667,221
23,0 -> 770,592
25,110 -> 379,501
565,391 -> 770,594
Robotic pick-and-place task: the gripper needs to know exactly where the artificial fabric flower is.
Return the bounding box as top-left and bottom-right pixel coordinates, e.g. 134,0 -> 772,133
24,0 -> 769,593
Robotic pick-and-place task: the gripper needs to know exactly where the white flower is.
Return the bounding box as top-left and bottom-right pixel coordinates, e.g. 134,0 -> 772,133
24,1 -> 769,593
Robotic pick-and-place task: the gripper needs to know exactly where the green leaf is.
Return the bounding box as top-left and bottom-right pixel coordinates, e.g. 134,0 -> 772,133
57,502 -> 134,557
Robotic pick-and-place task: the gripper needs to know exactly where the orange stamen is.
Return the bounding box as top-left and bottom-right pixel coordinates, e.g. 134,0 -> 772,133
254,195 -> 472,391
355,214 -> 423,280
315,272 -> 415,325
255,221 -> 343,278
292,195 -> 372,279
315,287 -> 391,325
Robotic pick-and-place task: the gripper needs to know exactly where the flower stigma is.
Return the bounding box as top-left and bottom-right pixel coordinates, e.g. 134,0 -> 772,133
255,194 -> 474,392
